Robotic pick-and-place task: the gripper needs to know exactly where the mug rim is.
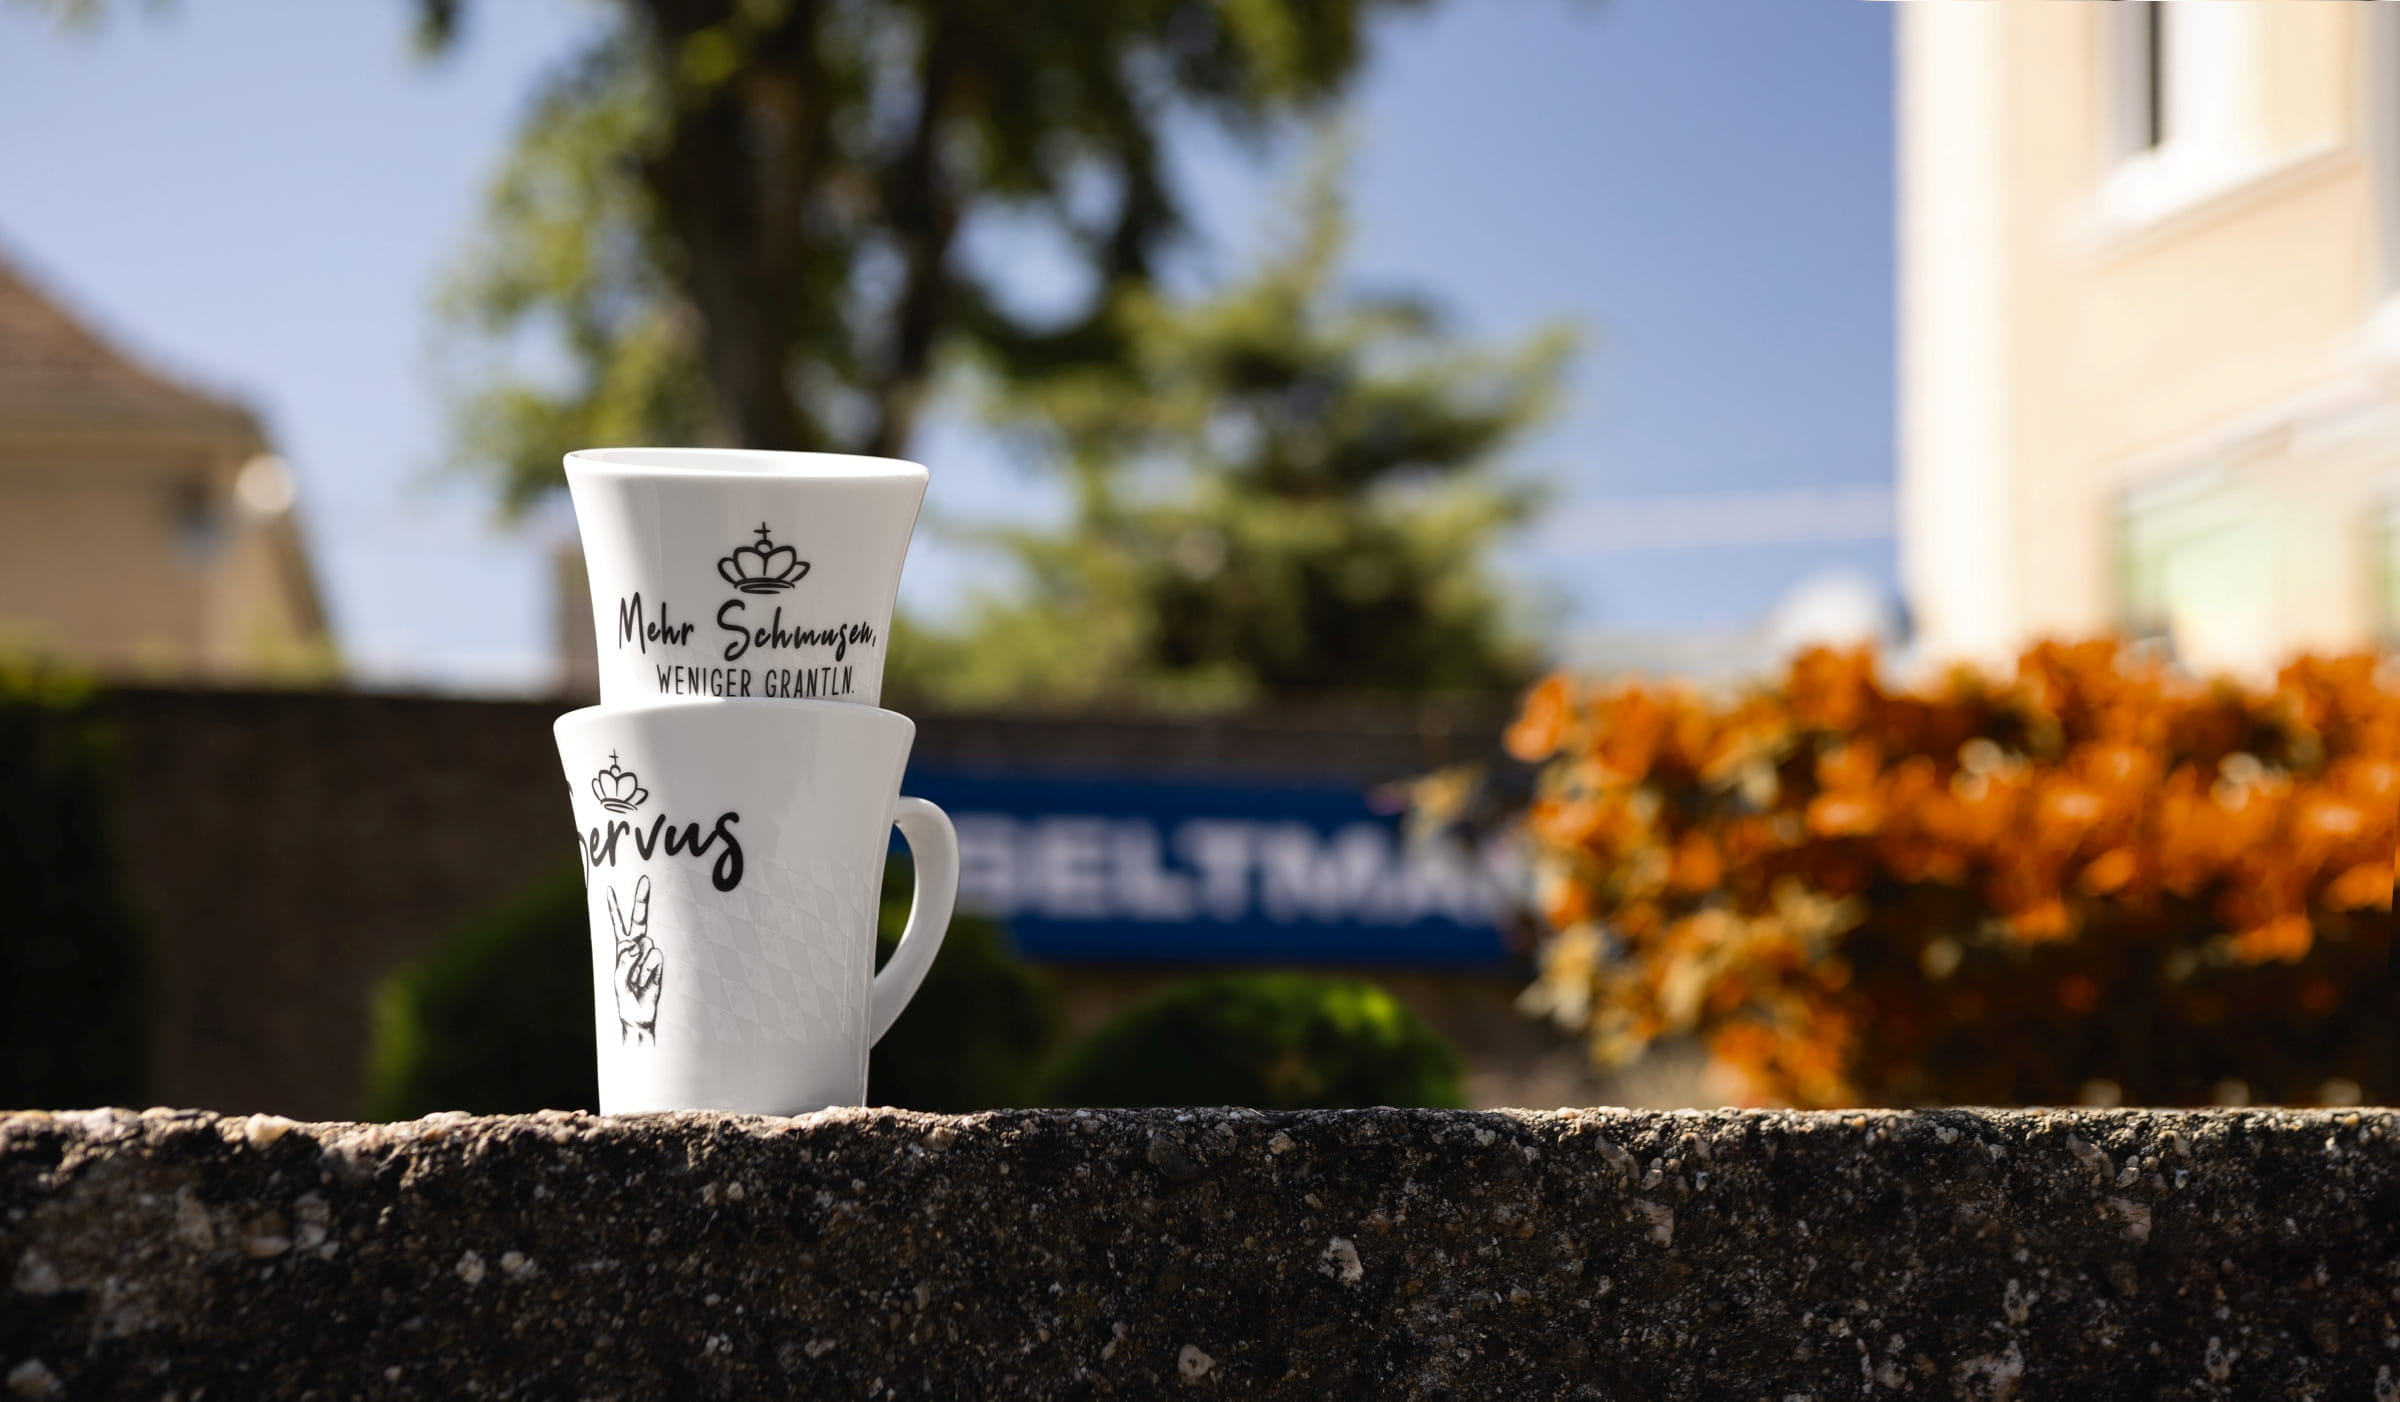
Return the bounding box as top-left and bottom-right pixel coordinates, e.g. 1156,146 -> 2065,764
554,696 -> 917,741
565,446 -> 928,482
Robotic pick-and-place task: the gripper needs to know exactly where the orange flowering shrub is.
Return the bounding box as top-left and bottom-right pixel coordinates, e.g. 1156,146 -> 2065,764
1504,642 -> 2398,1108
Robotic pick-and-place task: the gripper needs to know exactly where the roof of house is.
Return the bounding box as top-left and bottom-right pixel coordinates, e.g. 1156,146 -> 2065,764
0,250 -> 262,441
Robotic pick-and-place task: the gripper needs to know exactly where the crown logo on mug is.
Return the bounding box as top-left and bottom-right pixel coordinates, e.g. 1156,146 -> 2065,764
591,752 -> 650,813
719,522 -> 810,594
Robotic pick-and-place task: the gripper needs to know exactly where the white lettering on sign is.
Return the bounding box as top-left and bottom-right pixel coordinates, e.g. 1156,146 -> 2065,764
1030,817 -> 1112,919
1113,823 -> 1197,920
1176,821 -> 1255,920
1257,822 -> 1385,924
949,814 -> 1495,927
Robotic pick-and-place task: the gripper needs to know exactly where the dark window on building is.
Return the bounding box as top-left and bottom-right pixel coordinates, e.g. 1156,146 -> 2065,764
2108,2 -> 2166,160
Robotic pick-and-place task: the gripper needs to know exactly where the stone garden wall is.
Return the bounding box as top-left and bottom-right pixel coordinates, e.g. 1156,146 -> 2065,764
5,1105 -> 2397,1398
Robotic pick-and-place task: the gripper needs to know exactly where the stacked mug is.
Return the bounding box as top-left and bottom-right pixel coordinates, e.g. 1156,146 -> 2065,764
554,448 -> 955,1115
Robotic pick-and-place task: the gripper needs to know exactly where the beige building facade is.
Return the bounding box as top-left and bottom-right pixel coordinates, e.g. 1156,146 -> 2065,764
1901,4 -> 2400,675
0,255 -> 332,682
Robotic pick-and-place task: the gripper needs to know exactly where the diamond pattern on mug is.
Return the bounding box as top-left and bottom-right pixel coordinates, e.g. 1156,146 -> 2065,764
642,855 -> 873,1045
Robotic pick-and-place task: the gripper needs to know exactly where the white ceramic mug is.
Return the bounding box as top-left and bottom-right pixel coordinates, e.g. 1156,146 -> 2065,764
564,447 -> 928,708
553,699 -> 956,1114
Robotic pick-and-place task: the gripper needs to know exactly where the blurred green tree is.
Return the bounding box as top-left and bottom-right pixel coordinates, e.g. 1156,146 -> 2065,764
418,0 -> 1433,512
889,161 -> 1573,708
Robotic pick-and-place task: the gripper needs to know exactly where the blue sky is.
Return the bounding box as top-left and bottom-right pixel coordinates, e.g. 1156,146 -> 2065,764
0,0 -> 1893,691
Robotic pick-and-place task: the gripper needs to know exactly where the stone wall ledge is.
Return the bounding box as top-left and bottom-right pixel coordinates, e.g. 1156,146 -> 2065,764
5,1106 -> 2398,1399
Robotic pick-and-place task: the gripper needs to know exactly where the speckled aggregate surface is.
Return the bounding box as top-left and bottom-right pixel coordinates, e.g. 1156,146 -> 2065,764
4,1106 -> 2398,1399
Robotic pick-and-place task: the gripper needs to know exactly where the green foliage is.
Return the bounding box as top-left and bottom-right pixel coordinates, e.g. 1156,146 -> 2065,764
362,855 -> 1056,1117
439,40 -> 712,517
430,0 -> 1430,505
426,0 -> 1556,708
0,671 -> 152,1110
1042,972 -> 1464,1110
868,856 -> 1062,1111
890,160 -> 1573,708
363,862 -> 1466,1117
363,863 -> 595,1119
5,0 -> 114,27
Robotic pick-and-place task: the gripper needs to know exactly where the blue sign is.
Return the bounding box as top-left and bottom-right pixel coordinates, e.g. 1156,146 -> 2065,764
901,768 -> 1510,966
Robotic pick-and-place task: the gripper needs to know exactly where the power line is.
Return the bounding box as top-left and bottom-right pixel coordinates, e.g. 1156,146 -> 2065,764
1536,484 -> 1895,551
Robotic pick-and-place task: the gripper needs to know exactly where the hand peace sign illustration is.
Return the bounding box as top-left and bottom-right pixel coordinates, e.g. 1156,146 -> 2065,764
607,875 -> 663,1045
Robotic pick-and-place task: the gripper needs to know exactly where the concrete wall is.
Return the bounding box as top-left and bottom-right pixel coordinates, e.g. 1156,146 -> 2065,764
7,1105 -> 2398,1397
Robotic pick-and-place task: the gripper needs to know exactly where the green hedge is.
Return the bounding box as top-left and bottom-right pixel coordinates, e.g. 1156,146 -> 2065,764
0,671 -> 152,1109
364,855 -> 1060,1117
1042,972 -> 1464,1110
362,863 -> 594,1119
868,862 -> 1062,1112
367,861 -> 1468,1118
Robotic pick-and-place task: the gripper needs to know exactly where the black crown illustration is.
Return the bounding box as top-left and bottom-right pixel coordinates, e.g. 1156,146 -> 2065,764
592,753 -> 649,813
719,522 -> 809,593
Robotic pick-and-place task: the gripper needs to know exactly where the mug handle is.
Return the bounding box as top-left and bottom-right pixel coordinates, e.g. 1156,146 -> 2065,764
870,797 -> 958,1045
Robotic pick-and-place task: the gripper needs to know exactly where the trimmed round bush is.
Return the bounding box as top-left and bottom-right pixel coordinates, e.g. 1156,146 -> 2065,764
1042,973 -> 1464,1109
363,864 -> 594,1119
364,856 -> 1057,1118
869,858 -> 1062,1112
